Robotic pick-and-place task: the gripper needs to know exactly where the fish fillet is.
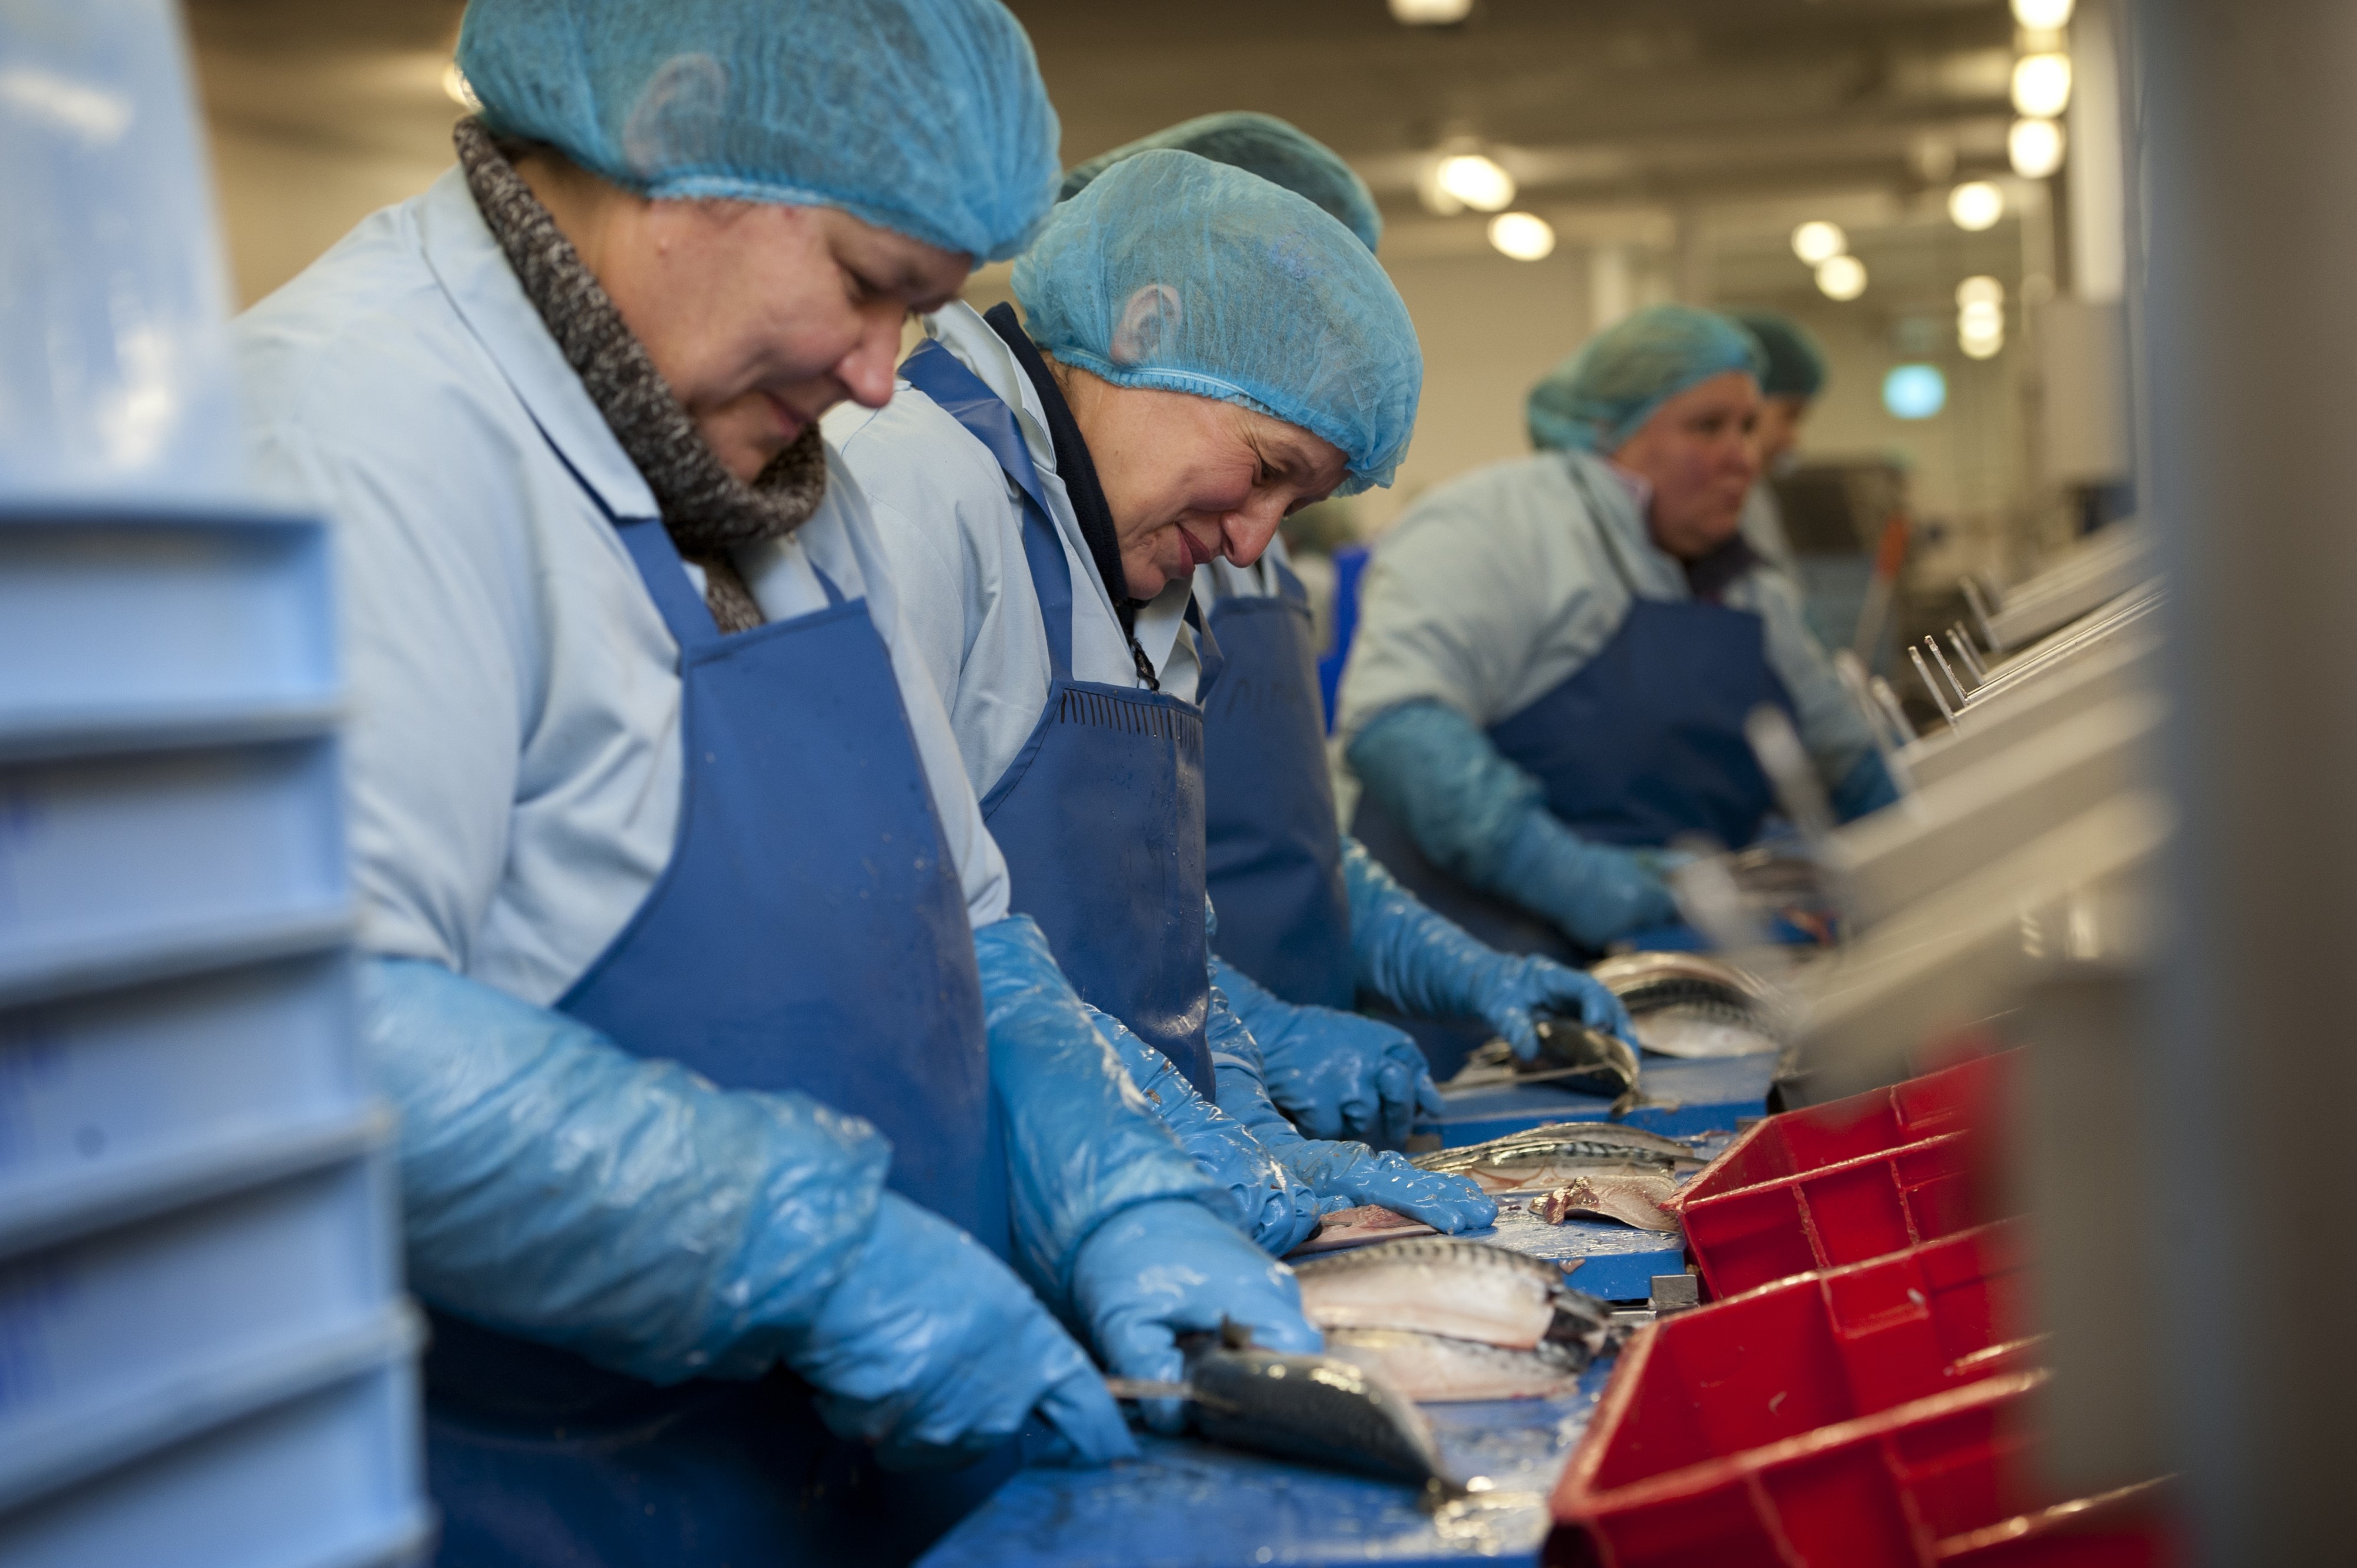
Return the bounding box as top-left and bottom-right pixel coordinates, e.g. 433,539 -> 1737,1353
1324,1329 -> 1584,1403
1536,1173 -> 1682,1232
1293,1238 -> 1603,1352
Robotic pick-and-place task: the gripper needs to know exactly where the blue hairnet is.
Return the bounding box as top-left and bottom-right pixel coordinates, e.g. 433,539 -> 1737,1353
1526,303 -> 1766,454
1722,308 -> 1829,400
1059,113 -> 1381,253
1014,150 -> 1421,496
455,0 -> 1061,262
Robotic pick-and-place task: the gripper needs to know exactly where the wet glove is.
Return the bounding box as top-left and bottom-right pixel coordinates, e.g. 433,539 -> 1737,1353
1829,749 -> 1901,821
1207,980 -> 1497,1234
1071,1197 -> 1321,1435
1085,1003 -> 1325,1256
1340,837 -> 1636,1061
1348,699 -> 1679,948
358,957 -> 1132,1468
975,916 -> 1223,1302
1212,953 -> 1440,1150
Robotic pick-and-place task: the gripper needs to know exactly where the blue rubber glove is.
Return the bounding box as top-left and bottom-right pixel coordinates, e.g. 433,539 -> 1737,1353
1829,749 -> 1901,821
1207,980 -> 1497,1234
1339,837 -> 1636,1061
1085,1003 -> 1325,1256
975,916 -> 1222,1303
1213,953 -> 1441,1150
358,957 -> 1133,1468
1071,1197 -> 1321,1435
1348,700 -> 1678,948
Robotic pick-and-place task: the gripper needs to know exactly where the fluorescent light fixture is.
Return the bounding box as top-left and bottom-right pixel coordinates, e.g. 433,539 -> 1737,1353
2011,0 -> 2074,28
1487,211 -> 1556,261
1816,254 -> 1868,301
1947,180 -> 2005,232
1791,220 -> 1847,266
1435,153 -> 1515,212
2009,116 -> 2065,178
1961,327 -> 2005,360
1883,364 -> 1947,420
1390,0 -> 1474,21
2012,52 -> 2072,118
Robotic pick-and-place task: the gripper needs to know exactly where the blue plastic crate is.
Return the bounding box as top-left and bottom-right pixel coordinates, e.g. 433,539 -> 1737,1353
0,952 -> 362,1207
0,1334 -> 431,1568
0,511 -> 335,745
0,1141 -> 400,1500
0,735 -> 348,991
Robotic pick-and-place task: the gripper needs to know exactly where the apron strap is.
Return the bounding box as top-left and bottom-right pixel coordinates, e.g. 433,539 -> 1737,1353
616,516 -> 724,652
1560,457 -> 1647,599
810,560 -> 848,608
1269,554 -> 1310,607
900,338 -> 1076,681
1185,594 -> 1226,701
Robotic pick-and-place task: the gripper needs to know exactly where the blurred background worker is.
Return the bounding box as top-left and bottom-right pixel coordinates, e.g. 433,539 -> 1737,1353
1068,113 -> 1636,1115
232,2 -> 1314,1563
1721,306 -> 1832,577
1339,304 -> 1897,965
830,149 -> 1497,1247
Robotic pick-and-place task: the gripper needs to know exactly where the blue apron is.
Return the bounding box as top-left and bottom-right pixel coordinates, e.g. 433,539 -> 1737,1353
1200,562 -> 1356,1011
1354,463 -> 1794,965
424,494 -> 1014,1568
899,339 -> 1218,1098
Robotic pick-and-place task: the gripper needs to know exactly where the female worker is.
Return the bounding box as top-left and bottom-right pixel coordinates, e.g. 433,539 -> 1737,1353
233,4 -> 1312,1564
830,150 -> 1495,1230
1339,305 -> 1897,965
1062,114 -> 1636,1121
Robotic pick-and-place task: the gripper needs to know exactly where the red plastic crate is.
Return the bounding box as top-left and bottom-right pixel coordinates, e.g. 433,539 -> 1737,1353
1554,1220 -> 2052,1567
1670,1052 -> 2015,1298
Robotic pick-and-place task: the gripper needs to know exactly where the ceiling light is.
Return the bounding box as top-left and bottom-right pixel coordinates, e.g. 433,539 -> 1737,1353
2011,0 -> 2074,27
442,61 -> 480,110
1883,364 -> 1947,420
1956,275 -> 2006,310
1960,326 -> 2005,360
1815,255 -> 1867,301
1791,220 -> 1847,266
1947,180 -> 2005,232
1487,211 -> 1556,261
2012,52 -> 2072,118
2009,116 -> 2066,178
1390,0 -> 1474,21
1434,153 -> 1515,212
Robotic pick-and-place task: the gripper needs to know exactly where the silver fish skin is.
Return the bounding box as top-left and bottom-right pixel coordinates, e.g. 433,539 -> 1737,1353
1632,1004 -> 1780,1059
1293,1237 -> 1609,1352
1186,1341 -> 1448,1490
1411,1122 -> 1702,1176
1324,1329 -> 1585,1403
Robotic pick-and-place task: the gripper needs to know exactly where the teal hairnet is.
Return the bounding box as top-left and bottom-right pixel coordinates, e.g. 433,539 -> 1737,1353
1526,303 -> 1767,454
1059,112 -> 1382,253
455,0 -> 1060,262
1722,308 -> 1828,400
1014,150 -> 1421,496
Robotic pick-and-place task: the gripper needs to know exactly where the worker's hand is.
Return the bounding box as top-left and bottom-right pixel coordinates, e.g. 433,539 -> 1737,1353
1213,956 -> 1441,1150
1254,1005 -> 1444,1150
1087,1005 -> 1326,1255
1072,1198 -> 1321,1435
797,1193 -> 1136,1471
1536,834 -> 1683,949
1259,1138 -> 1497,1234
1471,954 -> 1636,1062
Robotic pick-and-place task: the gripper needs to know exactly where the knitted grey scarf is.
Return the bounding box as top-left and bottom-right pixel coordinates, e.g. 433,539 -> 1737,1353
455,117 -> 826,633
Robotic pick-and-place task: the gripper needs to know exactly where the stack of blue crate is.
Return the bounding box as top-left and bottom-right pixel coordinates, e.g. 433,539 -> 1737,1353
0,509 -> 433,1565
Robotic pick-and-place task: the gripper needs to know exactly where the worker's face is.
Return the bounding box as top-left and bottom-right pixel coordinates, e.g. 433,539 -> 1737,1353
1060,371 -> 1350,600
1612,371 -> 1762,561
595,201 -> 970,483
1752,394 -> 1811,472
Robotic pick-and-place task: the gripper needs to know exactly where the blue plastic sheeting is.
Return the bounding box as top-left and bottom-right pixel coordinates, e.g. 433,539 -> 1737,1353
1421,1052 -> 1776,1148
922,1358 -> 1615,1568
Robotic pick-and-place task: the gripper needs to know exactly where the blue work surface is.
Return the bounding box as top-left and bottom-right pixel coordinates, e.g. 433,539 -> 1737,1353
1421,1052 -> 1775,1147
920,1359 -> 1613,1568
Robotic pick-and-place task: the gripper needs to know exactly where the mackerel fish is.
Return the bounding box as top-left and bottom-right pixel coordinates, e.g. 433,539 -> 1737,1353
1411,1123 -> 1705,1193
1184,1332 -> 1452,1493
1325,1329 -> 1585,1404
1292,1236 -> 1610,1356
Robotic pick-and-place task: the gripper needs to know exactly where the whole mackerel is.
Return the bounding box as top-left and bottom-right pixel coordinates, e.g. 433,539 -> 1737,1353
1293,1237 -> 1610,1356
1411,1123 -> 1704,1187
